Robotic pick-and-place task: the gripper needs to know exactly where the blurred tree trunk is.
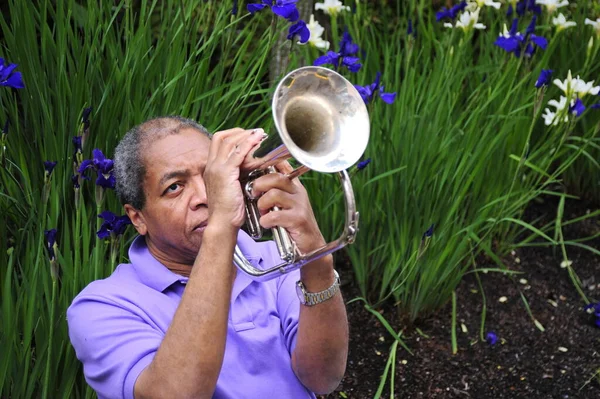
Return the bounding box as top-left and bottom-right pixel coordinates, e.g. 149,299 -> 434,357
269,0 -> 313,84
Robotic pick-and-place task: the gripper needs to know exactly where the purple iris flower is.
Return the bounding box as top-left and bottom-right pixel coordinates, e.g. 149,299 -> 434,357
79,148 -> 116,189
569,98 -> 586,116
339,30 -> 359,55
97,211 -> 132,239
287,20 -> 310,44
357,158 -> 371,170
486,331 -> 498,345
494,18 -> 547,58
535,69 -> 553,88
354,72 -> 396,105
525,16 -> 536,36
590,103 -> 600,109
314,31 -> 362,72
247,0 -> 299,22
82,107 -> 93,131
495,19 -> 524,54
436,1 -> 467,22
524,17 -> 548,57
232,0 -> 239,15
507,0 -> 541,17
407,19 -> 416,38
422,224 -> 435,239
73,136 -> 82,153
584,303 -> 600,328
44,161 -> 57,176
0,58 -> 24,89
71,174 -> 80,189
44,228 -> 58,260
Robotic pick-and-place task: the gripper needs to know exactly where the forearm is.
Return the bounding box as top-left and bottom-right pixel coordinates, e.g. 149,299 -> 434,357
292,255 -> 349,394
136,225 -> 237,399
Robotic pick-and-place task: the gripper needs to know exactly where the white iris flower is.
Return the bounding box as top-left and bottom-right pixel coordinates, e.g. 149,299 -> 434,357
473,0 -> 501,9
300,15 -> 330,50
553,70 -> 575,97
552,13 -> 576,31
315,0 -> 350,16
585,18 -> 600,37
535,0 -> 569,14
444,8 -> 486,31
543,96 -> 569,126
572,78 -> 600,97
553,70 -> 600,98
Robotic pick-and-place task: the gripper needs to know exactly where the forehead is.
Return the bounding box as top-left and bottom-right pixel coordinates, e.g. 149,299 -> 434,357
143,128 -> 211,179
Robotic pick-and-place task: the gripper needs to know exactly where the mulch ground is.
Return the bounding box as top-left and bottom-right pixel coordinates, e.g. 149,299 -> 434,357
320,195 -> 600,399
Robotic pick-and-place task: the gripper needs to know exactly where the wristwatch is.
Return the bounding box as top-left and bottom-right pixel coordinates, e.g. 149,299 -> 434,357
296,270 -> 340,307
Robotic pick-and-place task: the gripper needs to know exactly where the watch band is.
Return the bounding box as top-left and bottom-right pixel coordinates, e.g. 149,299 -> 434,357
296,270 -> 340,307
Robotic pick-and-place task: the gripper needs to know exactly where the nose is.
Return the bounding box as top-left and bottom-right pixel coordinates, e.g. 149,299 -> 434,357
189,176 -> 208,210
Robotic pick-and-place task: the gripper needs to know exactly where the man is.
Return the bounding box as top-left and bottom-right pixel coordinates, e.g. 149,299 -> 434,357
67,116 -> 349,399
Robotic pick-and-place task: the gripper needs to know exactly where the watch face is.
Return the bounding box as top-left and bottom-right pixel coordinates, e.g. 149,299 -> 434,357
296,282 -> 306,305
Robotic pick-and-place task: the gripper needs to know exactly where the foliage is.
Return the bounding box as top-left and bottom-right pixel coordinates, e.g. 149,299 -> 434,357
297,0 -> 600,322
0,0 -> 276,396
0,0 -> 599,397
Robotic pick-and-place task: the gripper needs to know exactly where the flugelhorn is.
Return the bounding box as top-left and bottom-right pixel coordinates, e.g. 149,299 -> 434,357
234,66 -> 370,281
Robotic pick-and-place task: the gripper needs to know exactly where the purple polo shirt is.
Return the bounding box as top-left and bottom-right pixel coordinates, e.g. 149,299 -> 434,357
67,231 -> 316,399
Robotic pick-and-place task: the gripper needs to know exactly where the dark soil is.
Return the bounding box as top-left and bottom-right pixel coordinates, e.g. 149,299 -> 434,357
321,196 -> 600,399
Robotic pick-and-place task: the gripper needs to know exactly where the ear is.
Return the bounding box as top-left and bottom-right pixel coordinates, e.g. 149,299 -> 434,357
124,204 -> 148,236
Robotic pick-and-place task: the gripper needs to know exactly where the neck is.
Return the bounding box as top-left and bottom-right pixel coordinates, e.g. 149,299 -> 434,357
167,263 -> 193,278
143,236 -> 237,282
144,237 -> 195,277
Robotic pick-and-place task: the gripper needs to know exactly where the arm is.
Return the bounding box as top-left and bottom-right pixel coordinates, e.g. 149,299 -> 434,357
292,255 -> 349,394
134,128 -> 265,398
252,165 -> 349,394
134,225 -> 237,399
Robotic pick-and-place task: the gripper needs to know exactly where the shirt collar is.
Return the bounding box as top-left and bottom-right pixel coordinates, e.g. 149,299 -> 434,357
129,230 -> 264,293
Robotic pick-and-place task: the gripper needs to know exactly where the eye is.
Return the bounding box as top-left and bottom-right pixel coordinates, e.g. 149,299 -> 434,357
164,183 -> 182,195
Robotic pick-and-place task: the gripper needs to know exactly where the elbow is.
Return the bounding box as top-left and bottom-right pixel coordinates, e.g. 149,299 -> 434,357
135,365 -> 216,399
305,374 -> 344,395
137,383 -> 213,399
292,355 -> 346,395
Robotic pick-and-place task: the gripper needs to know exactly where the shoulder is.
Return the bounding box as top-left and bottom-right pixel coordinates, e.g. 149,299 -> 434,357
67,263 -> 147,320
66,264 -> 164,399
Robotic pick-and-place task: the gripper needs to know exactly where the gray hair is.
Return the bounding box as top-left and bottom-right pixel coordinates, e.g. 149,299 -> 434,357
114,115 -> 210,209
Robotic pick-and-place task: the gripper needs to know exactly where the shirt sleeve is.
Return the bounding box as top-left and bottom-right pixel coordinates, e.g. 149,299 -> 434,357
67,289 -> 163,399
276,269 -> 302,355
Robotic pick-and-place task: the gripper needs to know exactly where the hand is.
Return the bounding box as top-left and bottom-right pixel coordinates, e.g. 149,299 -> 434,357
250,161 -> 326,254
204,128 -> 266,229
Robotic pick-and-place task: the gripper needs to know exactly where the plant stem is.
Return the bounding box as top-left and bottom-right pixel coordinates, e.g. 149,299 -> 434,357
451,290 -> 458,355
42,278 -> 57,399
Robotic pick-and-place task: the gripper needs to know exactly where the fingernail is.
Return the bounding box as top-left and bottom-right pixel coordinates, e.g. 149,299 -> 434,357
261,133 -> 268,140
251,128 -> 264,135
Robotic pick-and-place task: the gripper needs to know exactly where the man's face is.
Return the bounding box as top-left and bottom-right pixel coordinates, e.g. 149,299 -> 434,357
131,128 -> 212,265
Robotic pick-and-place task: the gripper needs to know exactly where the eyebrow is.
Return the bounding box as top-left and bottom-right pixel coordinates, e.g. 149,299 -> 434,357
158,169 -> 191,187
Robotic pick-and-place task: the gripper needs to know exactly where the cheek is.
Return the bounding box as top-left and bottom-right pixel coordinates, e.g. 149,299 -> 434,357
164,197 -> 192,228
145,194 -> 192,232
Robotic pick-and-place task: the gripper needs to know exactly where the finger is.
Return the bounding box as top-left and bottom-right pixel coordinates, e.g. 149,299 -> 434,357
259,208 -> 297,230
251,172 -> 298,198
259,208 -> 317,232
256,189 -> 297,214
275,160 -> 294,175
225,129 -> 267,164
241,140 -> 268,170
208,128 -> 245,162
274,160 -> 306,190
212,128 -> 264,163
